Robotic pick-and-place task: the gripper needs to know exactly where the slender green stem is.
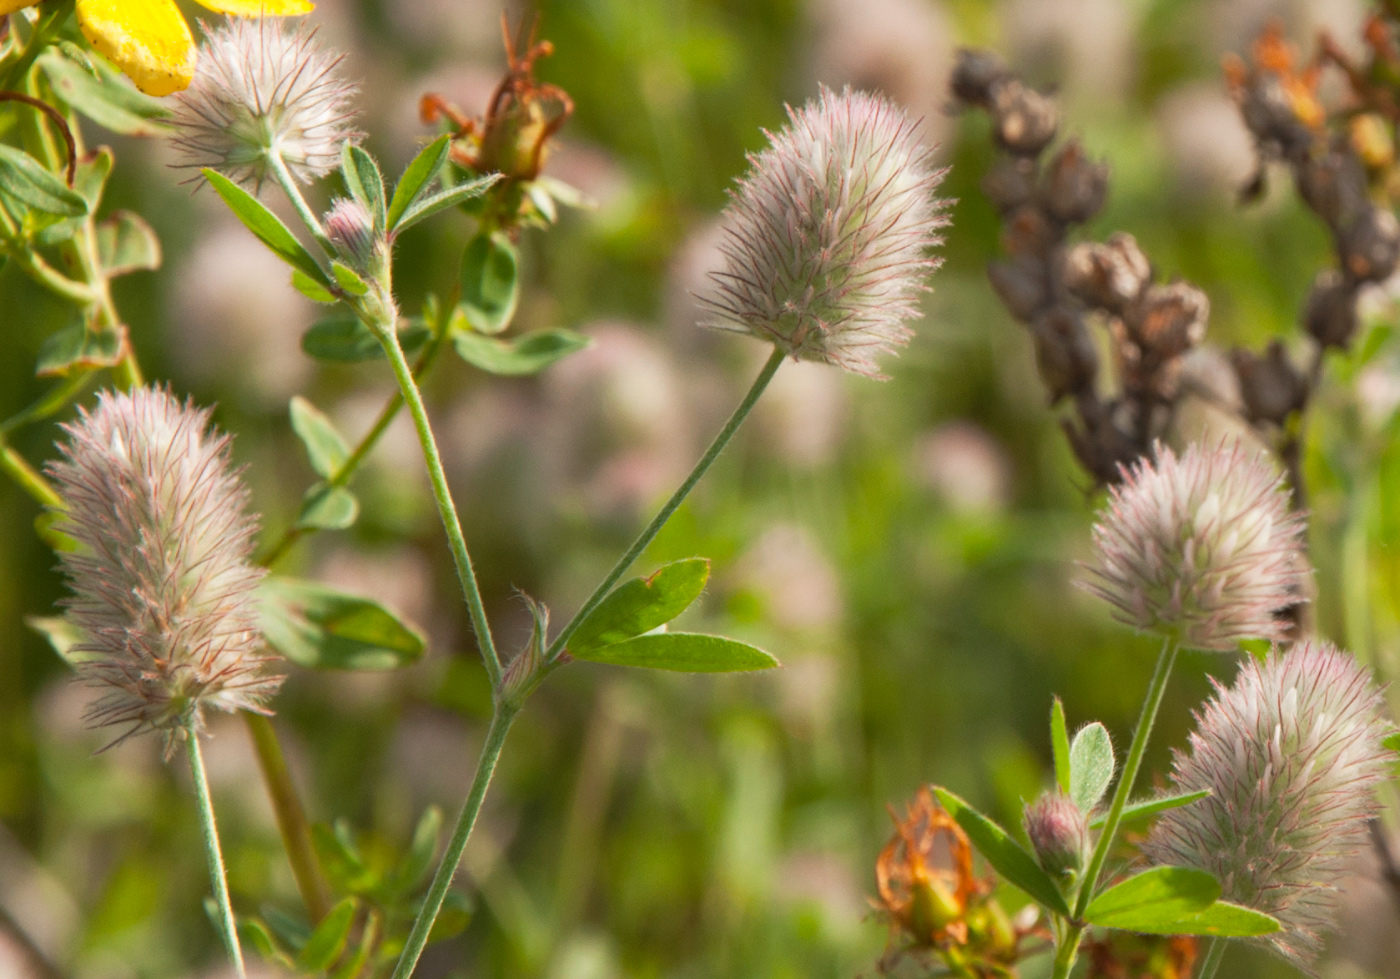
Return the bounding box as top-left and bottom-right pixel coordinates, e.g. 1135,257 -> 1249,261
1195,937 -> 1225,979
1,371 -> 95,436
268,152 -> 336,258
545,346 -> 786,661
389,705 -> 518,979
185,724 -> 246,979
1074,637 -> 1180,919
243,714 -> 330,921
376,325 -> 502,688
1050,924 -> 1084,979
0,438 -> 62,508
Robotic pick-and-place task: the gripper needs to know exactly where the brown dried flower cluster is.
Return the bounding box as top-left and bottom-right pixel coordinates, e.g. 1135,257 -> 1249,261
951,49 -> 1211,485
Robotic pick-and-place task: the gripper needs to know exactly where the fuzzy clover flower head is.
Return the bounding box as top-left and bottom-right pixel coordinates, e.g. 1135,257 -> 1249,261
170,17 -> 360,188
1081,439 -> 1307,650
46,387 -> 281,751
1142,641 -> 1392,966
0,0 -> 314,97
703,86 -> 949,378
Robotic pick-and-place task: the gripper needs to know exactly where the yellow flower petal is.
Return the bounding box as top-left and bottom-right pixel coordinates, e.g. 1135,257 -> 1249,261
76,0 -> 195,97
193,0 -> 314,14
0,0 -> 41,15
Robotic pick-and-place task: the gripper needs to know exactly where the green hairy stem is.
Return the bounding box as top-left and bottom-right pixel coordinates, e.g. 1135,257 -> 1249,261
186,723 -> 247,979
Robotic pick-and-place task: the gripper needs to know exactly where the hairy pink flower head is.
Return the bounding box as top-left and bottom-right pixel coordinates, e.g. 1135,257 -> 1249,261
1082,439 -> 1307,650
704,86 -> 949,378
1142,641 -> 1392,966
1023,791 -> 1088,879
47,388 -> 281,751
171,18 -> 361,188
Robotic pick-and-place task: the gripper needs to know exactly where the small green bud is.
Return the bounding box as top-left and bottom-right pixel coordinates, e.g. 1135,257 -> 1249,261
909,870 -> 963,939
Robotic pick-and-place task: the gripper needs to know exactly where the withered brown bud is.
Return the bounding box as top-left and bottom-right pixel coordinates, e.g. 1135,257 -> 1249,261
1237,74 -> 1317,161
1063,409 -> 1138,486
1304,270 -> 1360,349
1042,140 -> 1108,224
1295,146 -> 1368,230
981,155 -> 1039,213
1030,305 -> 1098,402
950,48 -> 1010,107
1340,205 -> 1400,283
988,255 -> 1049,322
990,79 -> 1058,156
1000,204 -> 1059,257
1231,341 -> 1307,426
1127,282 -> 1209,359
1062,233 -> 1151,312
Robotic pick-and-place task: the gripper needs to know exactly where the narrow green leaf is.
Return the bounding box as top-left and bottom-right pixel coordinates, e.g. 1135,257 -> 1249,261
258,576 -> 428,671
453,328 -> 590,376
394,173 -> 502,233
389,805 -> 442,896
1070,722 -> 1115,813
1089,790 -> 1212,829
1146,901 -> 1281,937
40,51 -> 171,136
292,269 -> 337,303
572,632 -> 778,672
36,323 -> 124,376
296,896 -> 357,972
203,168 -> 327,284
1085,866 -> 1220,930
302,316 -> 381,361
332,260 -> 369,295
289,397 -> 350,479
342,144 -> 385,228
0,145 -> 87,216
25,615 -> 91,667
311,823 -> 377,895
456,232 -> 520,335
261,907 -> 313,951
72,148 -> 113,211
387,134 -> 451,230
569,558 -> 711,657
931,787 -> 1071,917
239,917 -> 293,968
1051,697 -> 1071,795
426,891 -> 473,943
295,483 -> 359,530
96,211 -> 161,276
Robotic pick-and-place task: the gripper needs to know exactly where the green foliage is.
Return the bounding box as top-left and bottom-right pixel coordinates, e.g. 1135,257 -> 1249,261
387,135 -> 451,231
932,787 -> 1071,916
1050,697 -> 1071,795
1084,866 -> 1218,930
342,144 -> 386,229
457,232 -> 520,334
1068,722 -> 1114,813
0,144 -> 87,217
289,396 -> 351,480
258,577 -> 427,670
452,327 -> 591,375
203,168 -> 328,284
571,632 -> 778,672
569,558 -> 711,655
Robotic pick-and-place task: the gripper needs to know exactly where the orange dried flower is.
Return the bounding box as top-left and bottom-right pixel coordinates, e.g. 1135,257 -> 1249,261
1086,933 -> 1197,979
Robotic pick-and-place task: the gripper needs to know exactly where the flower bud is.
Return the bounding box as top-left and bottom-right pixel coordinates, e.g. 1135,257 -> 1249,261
1023,792 -> 1088,878
1062,233 -> 1151,313
1126,282 -> 1208,360
1303,269 -> 1359,349
1231,341 -> 1306,426
1236,73 -> 1316,160
990,79 -> 1058,156
1042,140 -> 1108,224
987,255 -> 1049,323
1029,305 -> 1097,402
1000,204 -> 1058,257
1295,146 -> 1368,229
324,197 -> 379,273
1341,204 -> 1400,283
950,48 -> 1010,108
980,156 -> 1039,213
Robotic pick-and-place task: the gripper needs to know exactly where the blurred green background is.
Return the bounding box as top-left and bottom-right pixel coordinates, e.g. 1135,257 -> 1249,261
2,0 -> 1398,976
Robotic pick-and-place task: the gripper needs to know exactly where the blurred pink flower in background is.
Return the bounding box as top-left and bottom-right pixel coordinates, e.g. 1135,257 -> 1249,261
732,524 -> 844,633
911,422 -> 1013,515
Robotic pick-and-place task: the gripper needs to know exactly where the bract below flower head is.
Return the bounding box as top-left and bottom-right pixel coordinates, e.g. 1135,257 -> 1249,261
1142,641 -> 1392,966
704,86 -> 949,378
1,0 -> 316,97
171,17 -> 360,187
46,387 -> 281,752
1081,438 -> 1308,650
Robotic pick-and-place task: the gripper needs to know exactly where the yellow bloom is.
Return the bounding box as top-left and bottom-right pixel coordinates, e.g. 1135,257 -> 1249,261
2,0 -> 313,97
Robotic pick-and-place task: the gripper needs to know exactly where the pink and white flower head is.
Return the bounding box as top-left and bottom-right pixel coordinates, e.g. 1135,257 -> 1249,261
47,388 -> 281,751
171,19 -> 361,188
1082,439 -> 1307,650
704,86 -> 948,378
1142,641 -> 1392,966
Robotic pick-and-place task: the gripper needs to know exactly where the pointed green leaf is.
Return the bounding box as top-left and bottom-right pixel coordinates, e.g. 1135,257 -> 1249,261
203,168 -> 328,285
40,51 -> 171,136
1070,722 -> 1115,813
295,483 -> 359,530
289,397 -> 350,479
302,316 -> 381,361
1089,790 -> 1212,829
1147,901 -> 1281,937
261,907 -> 313,951
456,232 -> 520,335
259,576 -> 427,671
454,328 -> 590,376
931,787 -> 1071,917
96,211 -> 161,276
293,269 -> 337,303
569,558 -> 710,657
342,144 -> 385,228
394,173 -> 502,233
387,134 -> 451,229
572,632 -> 778,672
389,805 -> 442,897
331,260 -> 369,295
311,823 -> 378,895
25,615 -> 91,667
239,917 -> 294,968
0,145 -> 87,217
1051,697 -> 1071,795
296,896 -> 357,972
36,323 -> 124,376
1085,866 -> 1220,931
